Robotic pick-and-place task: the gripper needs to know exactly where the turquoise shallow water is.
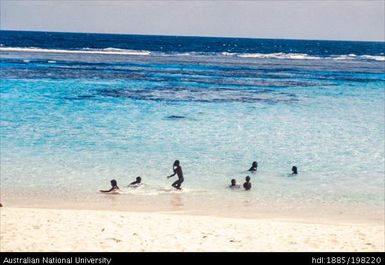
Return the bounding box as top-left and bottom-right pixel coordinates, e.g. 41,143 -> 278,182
0,32 -> 384,221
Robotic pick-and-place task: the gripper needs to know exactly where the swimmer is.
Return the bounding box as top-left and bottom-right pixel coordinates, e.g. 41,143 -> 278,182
100,179 -> 119,193
292,166 -> 298,175
243,176 -> 252,190
167,160 -> 184,190
229,179 -> 240,189
248,161 -> 258,172
128,176 -> 142,187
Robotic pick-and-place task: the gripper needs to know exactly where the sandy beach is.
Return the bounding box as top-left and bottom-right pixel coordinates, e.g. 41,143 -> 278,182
0,207 -> 383,252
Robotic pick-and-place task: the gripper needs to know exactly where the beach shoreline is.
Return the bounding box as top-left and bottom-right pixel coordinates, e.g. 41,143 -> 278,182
2,193 -> 384,226
1,207 -> 384,252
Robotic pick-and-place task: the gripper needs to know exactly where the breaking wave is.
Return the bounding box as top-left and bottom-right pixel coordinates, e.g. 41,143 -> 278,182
1,46 -> 384,61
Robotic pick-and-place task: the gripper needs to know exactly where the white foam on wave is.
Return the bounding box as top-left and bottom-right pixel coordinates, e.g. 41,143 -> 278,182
223,52 -> 385,61
358,55 -> 385,61
0,46 -> 152,56
332,54 -> 356,60
100,47 -> 151,55
117,184 -> 193,196
1,46 -> 384,61
221,52 -> 236,56
332,54 -> 385,61
172,52 -> 193,56
236,52 -> 322,60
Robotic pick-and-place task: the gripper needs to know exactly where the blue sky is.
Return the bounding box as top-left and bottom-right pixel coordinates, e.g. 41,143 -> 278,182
0,0 -> 384,41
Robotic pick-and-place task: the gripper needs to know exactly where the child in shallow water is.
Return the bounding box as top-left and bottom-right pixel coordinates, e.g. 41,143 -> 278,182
167,160 -> 184,190
100,179 -> 119,193
248,161 -> 258,172
243,176 -> 252,191
128,176 -> 142,187
229,179 -> 240,189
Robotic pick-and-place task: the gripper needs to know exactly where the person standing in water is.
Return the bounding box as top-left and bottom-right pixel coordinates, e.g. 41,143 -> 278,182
243,176 -> 252,190
167,160 -> 184,190
248,161 -> 258,172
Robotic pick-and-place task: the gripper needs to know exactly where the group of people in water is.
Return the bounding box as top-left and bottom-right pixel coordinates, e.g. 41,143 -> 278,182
100,160 -> 183,193
100,160 -> 298,193
229,176 -> 252,190
228,162 -> 297,191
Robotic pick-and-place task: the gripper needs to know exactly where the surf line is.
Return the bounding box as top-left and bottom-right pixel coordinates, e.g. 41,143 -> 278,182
2,257 -> 112,265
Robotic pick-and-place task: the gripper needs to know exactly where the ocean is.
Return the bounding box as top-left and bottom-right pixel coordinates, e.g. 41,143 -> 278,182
0,30 -> 384,221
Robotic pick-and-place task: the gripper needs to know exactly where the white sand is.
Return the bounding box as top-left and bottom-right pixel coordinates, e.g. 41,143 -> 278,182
0,207 -> 383,252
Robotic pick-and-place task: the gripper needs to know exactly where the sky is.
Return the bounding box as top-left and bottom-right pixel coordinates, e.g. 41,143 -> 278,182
0,0 -> 384,41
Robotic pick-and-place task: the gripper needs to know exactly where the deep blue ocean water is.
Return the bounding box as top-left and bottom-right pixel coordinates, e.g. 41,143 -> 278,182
1,31 -> 384,220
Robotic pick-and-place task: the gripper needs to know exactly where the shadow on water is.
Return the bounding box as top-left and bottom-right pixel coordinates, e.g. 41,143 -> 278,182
166,115 -> 186,120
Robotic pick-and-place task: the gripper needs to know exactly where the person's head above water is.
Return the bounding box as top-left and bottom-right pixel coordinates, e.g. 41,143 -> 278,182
249,161 -> 258,171
110,179 -> 118,187
100,179 -> 119,193
292,166 -> 298,175
136,176 -> 141,183
243,176 -> 251,190
231,179 -> 236,186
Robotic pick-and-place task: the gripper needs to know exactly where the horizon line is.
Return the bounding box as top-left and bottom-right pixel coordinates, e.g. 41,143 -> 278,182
1,29 -> 384,43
